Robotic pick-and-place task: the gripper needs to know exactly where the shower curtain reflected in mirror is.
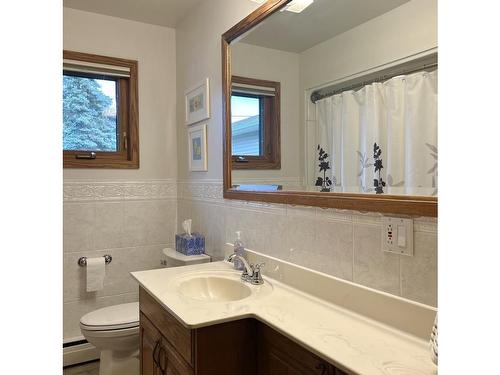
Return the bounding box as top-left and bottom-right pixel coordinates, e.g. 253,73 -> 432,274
315,70 -> 437,196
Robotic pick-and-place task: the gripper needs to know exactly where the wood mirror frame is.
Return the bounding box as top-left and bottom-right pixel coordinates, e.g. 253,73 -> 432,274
222,0 -> 437,217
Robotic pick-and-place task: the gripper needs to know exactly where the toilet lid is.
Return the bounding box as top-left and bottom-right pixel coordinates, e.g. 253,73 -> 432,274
80,302 -> 139,331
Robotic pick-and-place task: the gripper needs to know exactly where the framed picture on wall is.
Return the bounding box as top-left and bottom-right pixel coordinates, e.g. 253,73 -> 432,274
185,78 -> 210,125
188,123 -> 208,171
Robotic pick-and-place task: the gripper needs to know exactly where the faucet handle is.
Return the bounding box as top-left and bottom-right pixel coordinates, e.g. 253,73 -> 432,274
254,263 -> 265,271
250,263 -> 265,285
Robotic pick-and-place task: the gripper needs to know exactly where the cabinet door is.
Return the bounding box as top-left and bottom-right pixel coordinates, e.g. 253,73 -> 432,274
140,287 -> 193,365
257,323 -> 335,375
140,313 -> 162,375
157,337 -> 193,375
258,344 -> 302,375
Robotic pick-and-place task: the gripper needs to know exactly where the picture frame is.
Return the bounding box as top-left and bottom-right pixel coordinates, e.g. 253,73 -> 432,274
188,123 -> 208,171
185,78 -> 210,125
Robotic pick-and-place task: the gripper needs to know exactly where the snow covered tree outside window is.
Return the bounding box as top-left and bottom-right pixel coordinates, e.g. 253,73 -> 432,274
63,74 -> 118,152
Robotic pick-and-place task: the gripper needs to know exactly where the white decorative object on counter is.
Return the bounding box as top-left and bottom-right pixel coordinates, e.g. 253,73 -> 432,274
430,314 -> 438,365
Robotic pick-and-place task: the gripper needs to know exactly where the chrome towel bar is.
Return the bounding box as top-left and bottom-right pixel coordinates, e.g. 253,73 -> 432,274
78,255 -> 112,267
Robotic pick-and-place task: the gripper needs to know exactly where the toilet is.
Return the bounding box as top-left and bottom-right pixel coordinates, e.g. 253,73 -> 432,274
80,248 -> 210,375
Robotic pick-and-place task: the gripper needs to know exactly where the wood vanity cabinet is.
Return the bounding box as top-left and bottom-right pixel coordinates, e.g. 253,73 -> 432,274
257,323 -> 348,375
140,313 -> 162,375
140,287 -> 255,375
140,312 -> 193,375
139,287 -> 350,375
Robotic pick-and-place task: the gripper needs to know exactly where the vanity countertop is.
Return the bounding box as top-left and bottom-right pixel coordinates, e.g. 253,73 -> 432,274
132,259 -> 437,375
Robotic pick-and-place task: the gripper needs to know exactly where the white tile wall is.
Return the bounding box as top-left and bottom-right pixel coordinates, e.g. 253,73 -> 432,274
353,223 -> 401,295
63,179 -> 437,341
63,180 -> 177,340
178,180 -> 437,307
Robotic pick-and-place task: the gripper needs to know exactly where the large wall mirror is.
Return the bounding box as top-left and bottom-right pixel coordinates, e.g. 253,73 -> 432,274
222,0 -> 437,216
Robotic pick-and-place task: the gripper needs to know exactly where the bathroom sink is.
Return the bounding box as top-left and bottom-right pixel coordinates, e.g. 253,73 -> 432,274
178,276 -> 252,302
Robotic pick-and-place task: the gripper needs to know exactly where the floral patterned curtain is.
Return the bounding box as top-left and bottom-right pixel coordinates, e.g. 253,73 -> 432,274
315,70 -> 437,196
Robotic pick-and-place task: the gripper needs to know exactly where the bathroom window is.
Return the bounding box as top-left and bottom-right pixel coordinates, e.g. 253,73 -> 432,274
63,50 -> 139,168
231,76 -> 280,170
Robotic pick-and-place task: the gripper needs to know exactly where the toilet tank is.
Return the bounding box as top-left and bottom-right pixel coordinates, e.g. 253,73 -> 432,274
161,247 -> 210,268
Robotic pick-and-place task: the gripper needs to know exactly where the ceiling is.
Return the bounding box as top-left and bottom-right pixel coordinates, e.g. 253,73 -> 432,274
63,0 -> 205,28
240,0 -> 410,53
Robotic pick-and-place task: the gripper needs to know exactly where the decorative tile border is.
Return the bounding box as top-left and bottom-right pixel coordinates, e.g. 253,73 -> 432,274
316,206 -> 354,222
65,179 -> 436,233
64,180 -> 177,202
229,199 -> 287,215
178,180 -> 224,201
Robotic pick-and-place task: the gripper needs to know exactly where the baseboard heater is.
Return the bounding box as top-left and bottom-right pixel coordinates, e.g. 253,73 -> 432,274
63,339 -> 88,348
63,338 -> 99,367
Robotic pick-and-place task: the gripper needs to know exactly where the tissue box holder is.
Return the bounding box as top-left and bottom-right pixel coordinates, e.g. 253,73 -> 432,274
175,233 -> 205,255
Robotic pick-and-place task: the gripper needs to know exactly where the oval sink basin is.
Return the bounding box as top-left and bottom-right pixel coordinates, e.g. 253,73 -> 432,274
178,276 -> 252,302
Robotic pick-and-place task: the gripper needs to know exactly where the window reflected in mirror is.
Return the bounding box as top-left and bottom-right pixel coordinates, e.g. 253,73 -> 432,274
231,76 -> 280,170
231,94 -> 262,156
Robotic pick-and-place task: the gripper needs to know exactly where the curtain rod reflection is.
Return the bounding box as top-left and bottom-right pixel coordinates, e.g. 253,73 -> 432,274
310,61 -> 437,103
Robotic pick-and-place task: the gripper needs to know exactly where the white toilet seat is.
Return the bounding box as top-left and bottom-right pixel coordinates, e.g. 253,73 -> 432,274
80,325 -> 139,339
80,302 -> 139,331
81,321 -> 139,331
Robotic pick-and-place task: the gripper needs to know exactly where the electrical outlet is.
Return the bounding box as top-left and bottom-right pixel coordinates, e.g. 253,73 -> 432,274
381,216 -> 413,256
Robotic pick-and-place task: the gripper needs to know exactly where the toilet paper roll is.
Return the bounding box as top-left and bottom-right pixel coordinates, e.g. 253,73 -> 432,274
86,257 -> 105,292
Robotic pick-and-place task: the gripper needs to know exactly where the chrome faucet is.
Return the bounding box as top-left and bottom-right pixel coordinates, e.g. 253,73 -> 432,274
227,253 -> 253,277
227,254 -> 265,285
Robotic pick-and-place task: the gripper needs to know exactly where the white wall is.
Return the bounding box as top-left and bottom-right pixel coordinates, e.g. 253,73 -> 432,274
63,8 -> 178,341
64,8 -> 177,180
176,0 -> 260,181
231,42 -> 302,187
300,0 -> 438,90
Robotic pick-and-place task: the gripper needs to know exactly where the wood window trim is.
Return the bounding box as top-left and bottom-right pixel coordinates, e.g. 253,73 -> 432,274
63,50 -> 139,169
231,75 -> 281,170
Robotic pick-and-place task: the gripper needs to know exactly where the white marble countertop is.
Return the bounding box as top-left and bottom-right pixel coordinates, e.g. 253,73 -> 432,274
132,261 -> 437,375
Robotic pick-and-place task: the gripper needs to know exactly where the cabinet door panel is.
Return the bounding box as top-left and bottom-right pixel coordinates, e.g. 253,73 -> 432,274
257,322 -> 335,375
140,287 -> 193,364
161,336 -> 194,375
140,313 -> 162,375
266,349 -> 302,375
194,319 -> 257,375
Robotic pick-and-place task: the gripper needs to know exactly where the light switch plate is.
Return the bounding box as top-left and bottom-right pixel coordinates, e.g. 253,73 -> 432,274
381,216 -> 414,256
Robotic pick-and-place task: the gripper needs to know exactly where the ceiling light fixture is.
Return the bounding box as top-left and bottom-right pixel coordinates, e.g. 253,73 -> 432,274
281,0 -> 314,13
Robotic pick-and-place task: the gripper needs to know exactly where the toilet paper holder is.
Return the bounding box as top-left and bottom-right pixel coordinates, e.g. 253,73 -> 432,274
78,255 -> 112,267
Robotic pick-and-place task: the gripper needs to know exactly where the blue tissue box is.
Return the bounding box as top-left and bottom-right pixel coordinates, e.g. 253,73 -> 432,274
175,233 -> 205,255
